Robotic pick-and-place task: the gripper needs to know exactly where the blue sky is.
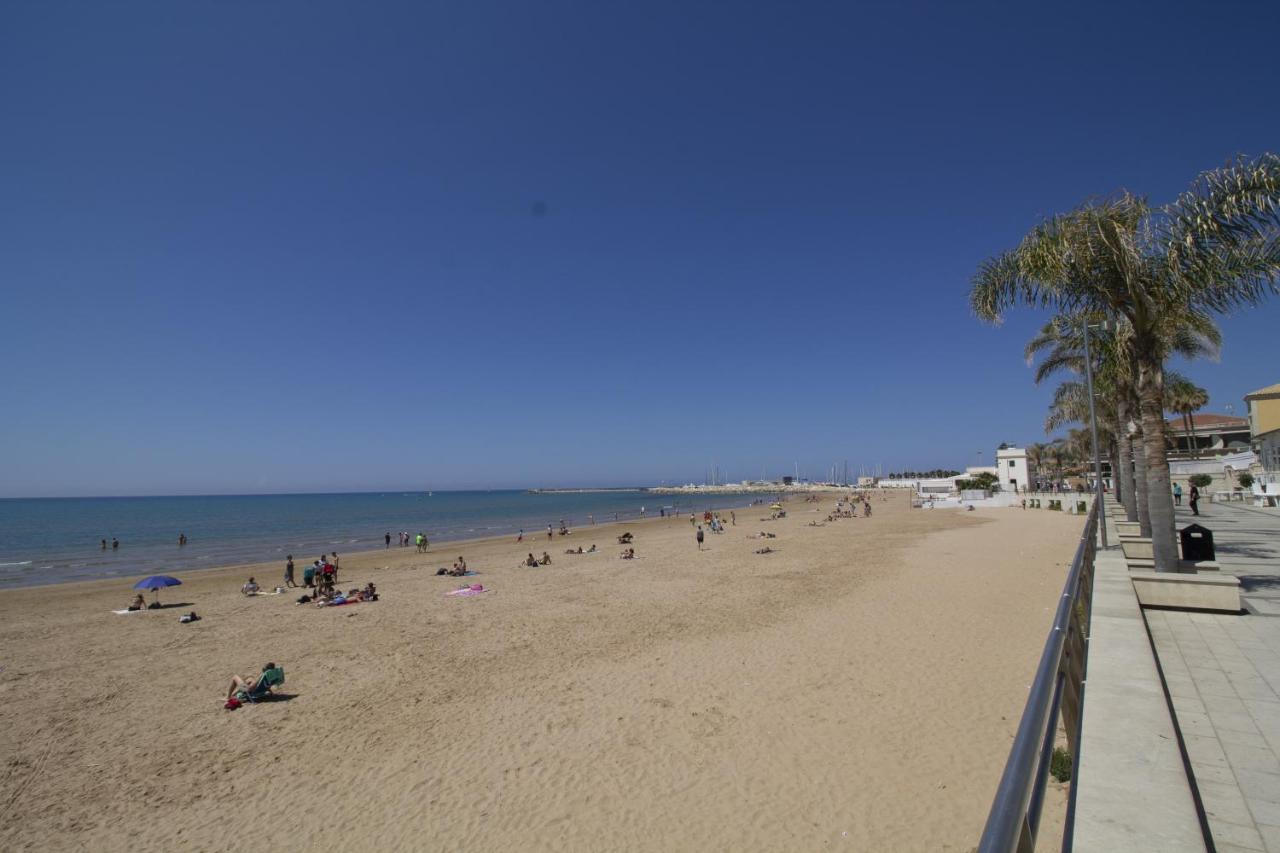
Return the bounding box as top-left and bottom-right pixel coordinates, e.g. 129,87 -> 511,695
2,1 -> 1278,497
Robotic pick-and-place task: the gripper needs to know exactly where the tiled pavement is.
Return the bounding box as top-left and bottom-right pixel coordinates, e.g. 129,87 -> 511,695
1146,501 -> 1280,852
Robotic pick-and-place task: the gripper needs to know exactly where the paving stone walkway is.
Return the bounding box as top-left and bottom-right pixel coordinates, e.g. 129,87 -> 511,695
1146,501 -> 1280,853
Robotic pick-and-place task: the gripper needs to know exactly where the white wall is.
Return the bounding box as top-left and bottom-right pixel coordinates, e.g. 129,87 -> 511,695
996,449 -> 1030,493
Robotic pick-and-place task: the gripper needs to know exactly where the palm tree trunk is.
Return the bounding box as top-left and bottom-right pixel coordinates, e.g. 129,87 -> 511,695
1137,352 -> 1178,571
1134,428 -> 1151,537
1114,403 -> 1138,523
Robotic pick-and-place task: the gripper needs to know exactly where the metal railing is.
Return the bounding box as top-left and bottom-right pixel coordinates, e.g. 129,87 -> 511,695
978,500 -> 1099,853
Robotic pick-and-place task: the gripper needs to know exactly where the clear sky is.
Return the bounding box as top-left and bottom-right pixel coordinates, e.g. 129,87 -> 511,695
2,1 -> 1278,497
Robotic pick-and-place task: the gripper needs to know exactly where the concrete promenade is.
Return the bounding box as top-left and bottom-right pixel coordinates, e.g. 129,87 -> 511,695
1147,500 -> 1280,853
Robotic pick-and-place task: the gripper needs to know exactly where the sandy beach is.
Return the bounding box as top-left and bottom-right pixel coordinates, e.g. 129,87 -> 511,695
0,493 -> 1081,851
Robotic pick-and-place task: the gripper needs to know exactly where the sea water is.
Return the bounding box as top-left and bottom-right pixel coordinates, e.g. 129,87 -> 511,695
0,490 -> 774,588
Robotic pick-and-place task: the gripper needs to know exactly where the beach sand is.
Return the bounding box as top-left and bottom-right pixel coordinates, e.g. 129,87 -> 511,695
0,493 -> 1080,851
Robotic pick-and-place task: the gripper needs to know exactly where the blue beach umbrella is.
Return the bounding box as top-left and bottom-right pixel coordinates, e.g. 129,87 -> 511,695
133,575 -> 182,605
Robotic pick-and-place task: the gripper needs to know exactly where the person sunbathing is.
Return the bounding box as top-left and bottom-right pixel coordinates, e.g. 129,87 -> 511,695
587,544 -> 597,552
620,548 -> 635,559
754,546 -> 774,554
539,552 -> 552,565
127,594 -> 146,612
241,577 -> 260,595
225,662 -> 280,701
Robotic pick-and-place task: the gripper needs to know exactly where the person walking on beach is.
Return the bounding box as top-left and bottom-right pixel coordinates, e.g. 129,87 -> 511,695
1173,482 -> 1183,506
385,531 -> 391,549
1189,484 -> 1201,516
285,555 -> 296,587
696,526 -> 705,550
331,552 -> 340,581
730,511 -> 736,526
517,529 -> 524,543
547,524 -> 553,540
589,514 -> 594,526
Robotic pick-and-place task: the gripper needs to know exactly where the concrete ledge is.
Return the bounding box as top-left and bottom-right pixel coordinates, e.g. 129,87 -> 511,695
1130,572 -> 1241,613
1125,560 -> 1209,574
1074,550 -> 1204,851
1120,537 -> 1154,560
1115,521 -> 1142,537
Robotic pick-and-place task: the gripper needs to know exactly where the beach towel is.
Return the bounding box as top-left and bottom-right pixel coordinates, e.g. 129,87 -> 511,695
112,609 -> 145,615
247,590 -> 283,596
446,584 -> 487,597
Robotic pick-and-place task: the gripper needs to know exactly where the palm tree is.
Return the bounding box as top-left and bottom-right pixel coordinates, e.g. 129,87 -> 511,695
1028,312 -> 1220,533
1166,378 -> 1210,459
971,154 -> 1280,571
1025,443 -> 1047,490
1027,315 -> 1136,520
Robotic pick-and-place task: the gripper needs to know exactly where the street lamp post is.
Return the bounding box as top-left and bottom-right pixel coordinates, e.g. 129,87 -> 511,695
1082,319 -> 1109,548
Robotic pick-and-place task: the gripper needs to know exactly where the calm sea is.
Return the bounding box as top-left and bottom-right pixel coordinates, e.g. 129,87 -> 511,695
0,490 -> 773,588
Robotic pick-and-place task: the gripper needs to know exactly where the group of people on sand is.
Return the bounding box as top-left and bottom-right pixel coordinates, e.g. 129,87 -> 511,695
524,552 -> 552,567
100,537 -> 120,551
308,581 -> 377,607
300,553 -> 340,593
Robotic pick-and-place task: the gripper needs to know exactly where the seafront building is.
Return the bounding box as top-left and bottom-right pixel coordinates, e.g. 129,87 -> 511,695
1164,412 -> 1252,458
995,446 -> 1031,493
1246,382 -> 1280,474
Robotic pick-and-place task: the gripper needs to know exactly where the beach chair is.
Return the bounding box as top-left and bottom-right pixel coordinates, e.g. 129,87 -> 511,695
238,667 -> 285,703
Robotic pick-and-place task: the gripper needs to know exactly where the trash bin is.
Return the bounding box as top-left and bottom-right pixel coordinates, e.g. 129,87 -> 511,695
1180,524 -> 1215,561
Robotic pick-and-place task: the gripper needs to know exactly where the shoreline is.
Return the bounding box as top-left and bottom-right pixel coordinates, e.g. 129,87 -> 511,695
0,497 -> 774,595
0,490 -> 784,592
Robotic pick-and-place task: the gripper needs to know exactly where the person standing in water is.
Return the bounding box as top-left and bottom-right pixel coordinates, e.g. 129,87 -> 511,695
101,539 -> 107,550
385,531 -> 391,549
112,538 -> 119,550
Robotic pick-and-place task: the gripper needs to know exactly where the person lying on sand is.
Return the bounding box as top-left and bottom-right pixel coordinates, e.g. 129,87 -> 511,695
587,544 -> 597,552
620,548 -> 635,560
127,594 -> 146,612
754,547 -> 774,554
540,552 -> 552,565
225,662 -> 279,701
241,577 -> 260,595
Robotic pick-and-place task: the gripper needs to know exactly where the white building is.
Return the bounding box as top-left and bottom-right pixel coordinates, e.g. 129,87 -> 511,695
996,446 -> 1031,493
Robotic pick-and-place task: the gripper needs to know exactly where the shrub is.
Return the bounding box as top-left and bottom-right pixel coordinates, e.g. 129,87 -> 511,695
1188,474 -> 1213,488
1238,472 -> 1255,489
1050,746 -> 1072,783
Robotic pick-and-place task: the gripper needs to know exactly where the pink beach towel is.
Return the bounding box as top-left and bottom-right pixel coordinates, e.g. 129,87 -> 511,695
446,584 -> 486,597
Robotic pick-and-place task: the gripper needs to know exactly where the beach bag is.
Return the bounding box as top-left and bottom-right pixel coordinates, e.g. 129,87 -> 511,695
224,698 -> 242,711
